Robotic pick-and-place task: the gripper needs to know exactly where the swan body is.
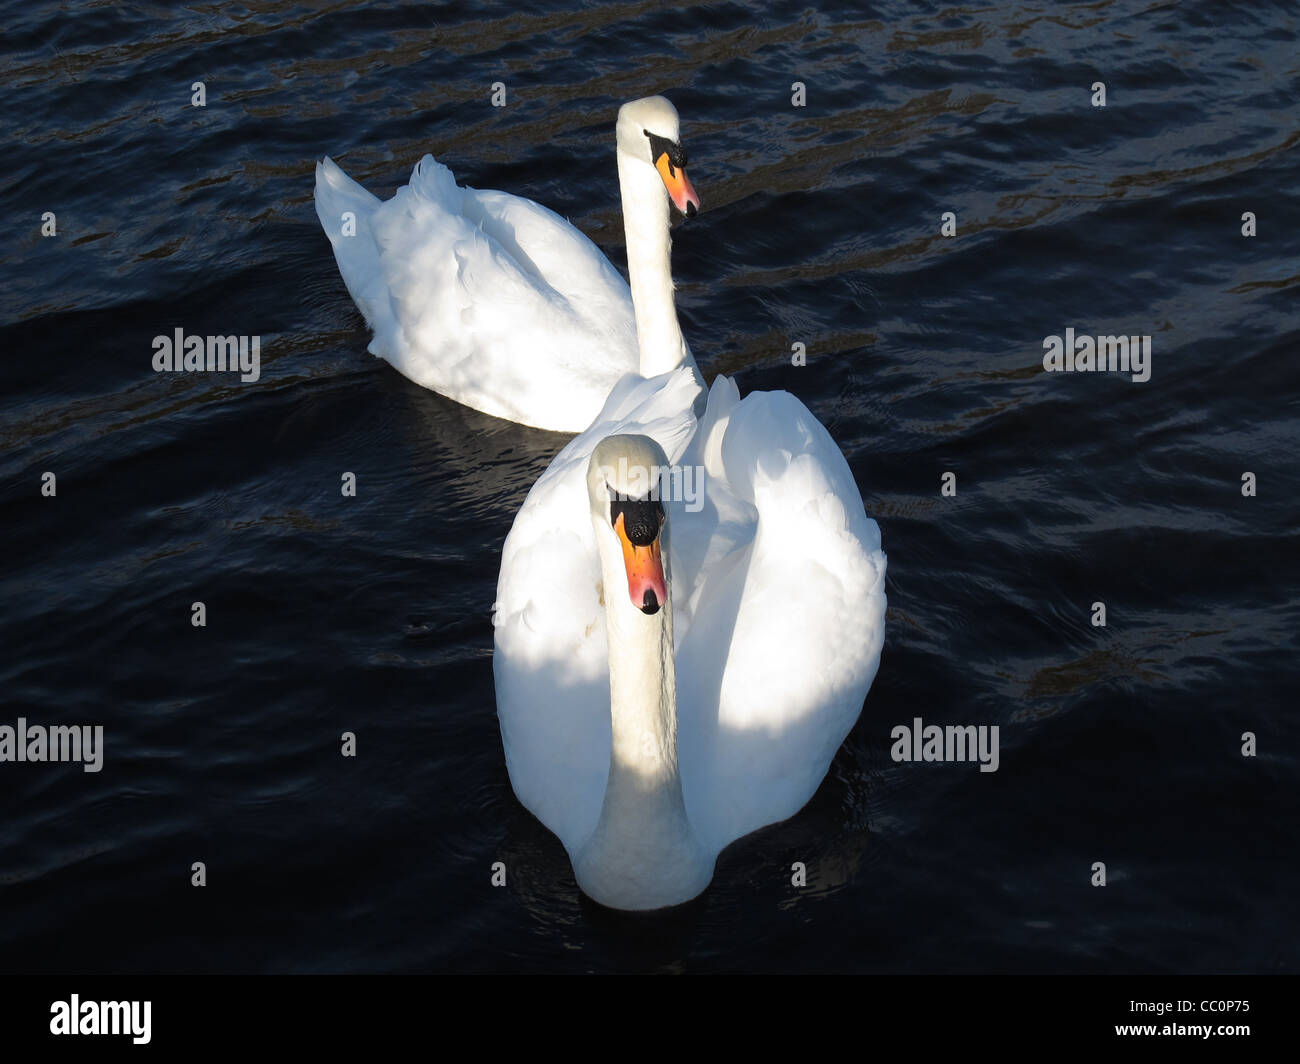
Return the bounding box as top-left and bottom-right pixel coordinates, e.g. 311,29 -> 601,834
313,97 -> 701,432
493,370 -> 887,909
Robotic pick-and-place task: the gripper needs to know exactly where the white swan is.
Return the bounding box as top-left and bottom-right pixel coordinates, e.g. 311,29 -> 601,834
493,369 -> 887,909
313,97 -> 701,432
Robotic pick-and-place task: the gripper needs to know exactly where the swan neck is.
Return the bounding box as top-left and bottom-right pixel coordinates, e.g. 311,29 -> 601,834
617,152 -> 689,379
574,507 -> 714,908
603,574 -> 681,800
579,525 -> 696,876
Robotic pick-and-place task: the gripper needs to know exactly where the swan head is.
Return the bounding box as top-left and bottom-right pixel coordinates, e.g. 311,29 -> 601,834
588,435 -> 670,616
617,96 -> 700,218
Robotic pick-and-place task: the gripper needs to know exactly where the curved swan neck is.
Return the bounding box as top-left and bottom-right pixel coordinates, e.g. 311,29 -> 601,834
617,152 -> 690,379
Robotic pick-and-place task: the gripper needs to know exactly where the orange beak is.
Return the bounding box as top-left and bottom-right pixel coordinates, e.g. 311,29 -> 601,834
614,512 -> 667,615
655,153 -> 700,218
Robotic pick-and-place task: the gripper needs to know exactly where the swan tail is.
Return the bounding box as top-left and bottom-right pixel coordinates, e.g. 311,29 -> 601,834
313,158 -> 396,350
313,157 -> 380,242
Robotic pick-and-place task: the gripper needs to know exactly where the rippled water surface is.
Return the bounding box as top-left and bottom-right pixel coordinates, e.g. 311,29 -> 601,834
1,0 -> 1297,972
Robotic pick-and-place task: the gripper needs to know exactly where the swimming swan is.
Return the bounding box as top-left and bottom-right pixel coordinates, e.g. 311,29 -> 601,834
313,97 -> 701,432
493,371 -> 887,909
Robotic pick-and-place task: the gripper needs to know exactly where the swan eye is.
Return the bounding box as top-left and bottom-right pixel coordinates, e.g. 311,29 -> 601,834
643,131 -> 687,174
610,496 -> 665,546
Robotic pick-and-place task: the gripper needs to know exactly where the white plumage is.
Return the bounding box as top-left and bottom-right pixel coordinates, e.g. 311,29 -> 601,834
312,96 -> 702,432
313,155 -> 639,432
493,368 -> 887,907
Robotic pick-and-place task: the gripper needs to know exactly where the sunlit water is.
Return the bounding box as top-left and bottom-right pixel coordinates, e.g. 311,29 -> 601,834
1,0 -> 1297,972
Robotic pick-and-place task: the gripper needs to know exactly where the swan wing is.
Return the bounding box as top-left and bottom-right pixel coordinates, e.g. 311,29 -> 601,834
493,368 -> 704,853
314,156 -> 638,432
672,377 -> 887,856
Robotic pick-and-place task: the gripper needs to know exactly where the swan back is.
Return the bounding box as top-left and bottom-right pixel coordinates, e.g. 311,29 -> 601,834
313,154 -> 641,432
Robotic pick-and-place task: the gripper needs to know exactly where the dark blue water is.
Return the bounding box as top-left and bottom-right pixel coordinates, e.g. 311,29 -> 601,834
1,0 -> 1297,973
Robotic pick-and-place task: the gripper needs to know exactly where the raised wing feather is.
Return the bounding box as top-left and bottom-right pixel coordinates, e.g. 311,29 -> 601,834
672,380 -> 887,855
